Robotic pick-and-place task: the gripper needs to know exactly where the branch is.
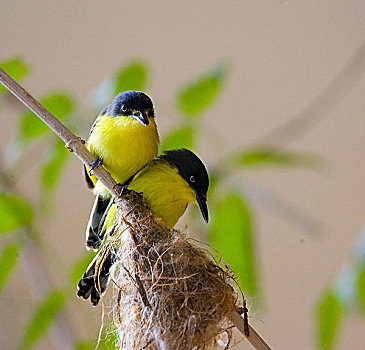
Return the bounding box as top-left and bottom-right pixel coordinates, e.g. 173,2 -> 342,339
0,67 -> 120,200
0,67 -> 271,350
228,311 -> 271,350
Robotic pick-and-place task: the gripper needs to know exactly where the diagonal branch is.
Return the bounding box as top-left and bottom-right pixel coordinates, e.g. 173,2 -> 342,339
228,311 -> 271,350
0,67 -> 120,200
0,67 -> 271,350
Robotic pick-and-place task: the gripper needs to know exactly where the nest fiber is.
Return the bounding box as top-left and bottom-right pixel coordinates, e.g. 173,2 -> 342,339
104,194 -> 239,349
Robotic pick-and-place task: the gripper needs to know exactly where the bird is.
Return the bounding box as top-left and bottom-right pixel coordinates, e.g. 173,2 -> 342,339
77,148 -> 209,306
84,91 -> 160,250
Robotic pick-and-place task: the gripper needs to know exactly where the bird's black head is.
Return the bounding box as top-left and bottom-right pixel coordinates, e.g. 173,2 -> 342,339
160,149 -> 209,223
104,91 -> 155,125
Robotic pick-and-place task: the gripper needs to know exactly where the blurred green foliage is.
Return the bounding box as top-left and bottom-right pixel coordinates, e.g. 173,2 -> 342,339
41,138 -> 70,190
315,290 -> 343,350
19,93 -> 74,141
312,228 -> 365,349
90,60 -> 148,111
0,194 -> 33,234
0,57 -> 29,94
0,242 -> 21,293
160,126 -> 195,150
115,60 -> 147,94
75,325 -> 118,350
209,192 -> 257,296
70,251 -> 96,287
74,342 -> 95,350
357,264 -> 365,315
234,147 -> 321,168
18,290 -> 65,349
0,55 -> 362,350
40,138 -> 70,210
177,65 -> 227,117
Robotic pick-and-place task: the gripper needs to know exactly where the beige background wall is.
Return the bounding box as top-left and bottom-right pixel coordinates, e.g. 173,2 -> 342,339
1,1 -> 365,349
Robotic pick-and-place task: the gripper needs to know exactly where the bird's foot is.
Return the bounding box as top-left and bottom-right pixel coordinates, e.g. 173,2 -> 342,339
113,183 -> 132,197
88,157 -> 103,175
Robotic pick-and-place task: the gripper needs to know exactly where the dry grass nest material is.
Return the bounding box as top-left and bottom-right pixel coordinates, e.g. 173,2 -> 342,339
104,193 -> 242,350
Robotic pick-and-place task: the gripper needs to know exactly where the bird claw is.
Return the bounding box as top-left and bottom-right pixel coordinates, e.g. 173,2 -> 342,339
113,183 -> 131,197
88,158 -> 103,175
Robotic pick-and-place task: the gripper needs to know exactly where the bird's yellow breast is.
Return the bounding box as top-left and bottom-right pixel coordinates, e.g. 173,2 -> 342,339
128,161 -> 196,229
86,115 -> 159,198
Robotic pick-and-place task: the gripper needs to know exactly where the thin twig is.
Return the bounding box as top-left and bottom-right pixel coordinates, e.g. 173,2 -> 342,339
0,67 -> 272,350
0,67 -> 121,200
228,311 -> 271,350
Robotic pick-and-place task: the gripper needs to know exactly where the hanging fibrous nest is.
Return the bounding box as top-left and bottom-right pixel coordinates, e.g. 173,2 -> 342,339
97,192 -> 244,350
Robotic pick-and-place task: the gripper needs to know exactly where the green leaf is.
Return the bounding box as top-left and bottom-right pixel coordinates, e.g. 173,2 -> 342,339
75,341 -> 95,350
0,194 -> 33,234
91,60 -> 148,111
19,290 -> 65,349
70,252 -> 97,286
315,290 -> 343,350
234,147 -> 320,168
0,57 -> 29,92
357,264 -> 365,316
74,324 -> 118,350
39,139 -> 70,212
19,92 -> 73,140
0,242 -> 21,293
99,328 -> 118,350
177,64 -> 227,118
161,126 -> 194,151
206,169 -> 226,197
40,138 -> 68,190
209,192 -> 257,296
115,60 -> 148,94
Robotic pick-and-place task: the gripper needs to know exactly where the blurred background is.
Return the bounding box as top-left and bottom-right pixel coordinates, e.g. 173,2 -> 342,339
1,1 -> 365,349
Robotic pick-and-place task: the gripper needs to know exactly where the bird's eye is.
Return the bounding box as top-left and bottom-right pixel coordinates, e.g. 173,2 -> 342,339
190,176 -> 195,183
121,105 -> 127,112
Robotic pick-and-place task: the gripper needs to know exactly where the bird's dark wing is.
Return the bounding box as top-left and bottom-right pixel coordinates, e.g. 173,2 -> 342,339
86,196 -> 112,250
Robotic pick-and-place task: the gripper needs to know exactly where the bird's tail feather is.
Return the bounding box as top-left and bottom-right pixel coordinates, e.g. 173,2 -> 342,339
77,248 -> 115,306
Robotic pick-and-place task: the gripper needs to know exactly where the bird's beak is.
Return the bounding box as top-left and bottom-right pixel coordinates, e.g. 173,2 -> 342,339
132,111 -> 149,126
196,193 -> 209,223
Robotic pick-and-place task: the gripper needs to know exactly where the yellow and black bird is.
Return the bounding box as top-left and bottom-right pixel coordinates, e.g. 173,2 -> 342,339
78,149 -> 209,305
84,91 -> 160,250
128,148 -> 209,227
